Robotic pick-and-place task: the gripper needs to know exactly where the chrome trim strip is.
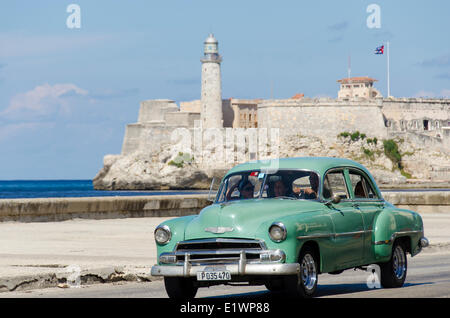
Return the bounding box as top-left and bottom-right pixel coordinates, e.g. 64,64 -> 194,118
334,230 -> 367,238
297,229 -> 373,240
373,230 -> 424,245
204,226 -> 234,234
239,251 -> 246,275
169,249 -> 264,256
297,233 -> 333,240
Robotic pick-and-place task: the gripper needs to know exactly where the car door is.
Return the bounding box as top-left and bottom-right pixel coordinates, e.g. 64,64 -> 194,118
347,169 -> 385,264
323,169 -> 364,268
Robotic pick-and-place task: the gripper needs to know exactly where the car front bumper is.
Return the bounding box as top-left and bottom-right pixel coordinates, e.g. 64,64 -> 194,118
151,262 -> 300,278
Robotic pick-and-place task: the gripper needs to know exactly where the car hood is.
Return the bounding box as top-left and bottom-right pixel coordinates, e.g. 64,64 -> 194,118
184,198 -> 323,240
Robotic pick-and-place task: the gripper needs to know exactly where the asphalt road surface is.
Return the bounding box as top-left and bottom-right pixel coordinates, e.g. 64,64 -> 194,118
2,251 -> 450,299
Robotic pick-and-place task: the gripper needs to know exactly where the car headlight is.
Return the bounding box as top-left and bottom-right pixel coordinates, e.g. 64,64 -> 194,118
269,222 -> 287,242
154,225 -> 172,245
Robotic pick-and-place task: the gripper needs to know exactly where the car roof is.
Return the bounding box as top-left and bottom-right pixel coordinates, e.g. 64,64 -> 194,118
225,157 -> 369,177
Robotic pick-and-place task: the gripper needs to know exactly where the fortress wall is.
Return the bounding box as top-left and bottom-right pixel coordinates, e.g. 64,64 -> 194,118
121,123 -> 144,155
180,100 -> 201,113
382,98 -> 450,132
121,125 -> 175,155
122,99 -> 184,155
258,99 -> 387,139
165,112 -> 200,127
138,99 -> 178,123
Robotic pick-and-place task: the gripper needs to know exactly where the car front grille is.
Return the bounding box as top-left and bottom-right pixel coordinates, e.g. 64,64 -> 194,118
174,238 -> 267,265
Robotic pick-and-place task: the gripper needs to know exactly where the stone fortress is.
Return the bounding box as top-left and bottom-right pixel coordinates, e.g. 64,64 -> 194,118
93,34 -> 450,190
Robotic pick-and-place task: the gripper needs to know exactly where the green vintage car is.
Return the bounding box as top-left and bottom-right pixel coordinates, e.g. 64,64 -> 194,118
151,157 -> 429,299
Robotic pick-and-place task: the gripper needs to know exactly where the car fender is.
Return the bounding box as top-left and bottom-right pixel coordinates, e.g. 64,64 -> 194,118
373,207 -> 424,261
256,210 -> 335,273
155,215 -> 198,263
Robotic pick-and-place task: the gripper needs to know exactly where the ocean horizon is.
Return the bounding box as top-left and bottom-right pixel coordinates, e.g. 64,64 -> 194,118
0,180 -> 206,199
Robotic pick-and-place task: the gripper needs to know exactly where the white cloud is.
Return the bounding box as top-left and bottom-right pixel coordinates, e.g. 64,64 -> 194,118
2,83 -> 88,120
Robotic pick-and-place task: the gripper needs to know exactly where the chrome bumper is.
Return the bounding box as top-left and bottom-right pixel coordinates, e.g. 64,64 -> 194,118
152,249 -> 299,277
151,262 -> 300,277
412,236 -> 429,257
420,237 -> 429,248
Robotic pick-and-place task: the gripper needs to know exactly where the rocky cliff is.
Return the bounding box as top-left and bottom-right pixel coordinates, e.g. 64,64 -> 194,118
93,131 -> 450,190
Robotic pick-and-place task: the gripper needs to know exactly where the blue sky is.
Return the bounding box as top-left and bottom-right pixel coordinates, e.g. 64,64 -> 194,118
0,0 -> 449,179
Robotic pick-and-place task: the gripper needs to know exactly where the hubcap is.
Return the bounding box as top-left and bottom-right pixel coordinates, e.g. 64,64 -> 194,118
300,253 -> 317,290
392,245 -> 406,279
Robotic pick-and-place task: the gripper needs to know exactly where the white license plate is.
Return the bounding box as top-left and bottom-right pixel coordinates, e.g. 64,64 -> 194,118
197,270 -> 231,281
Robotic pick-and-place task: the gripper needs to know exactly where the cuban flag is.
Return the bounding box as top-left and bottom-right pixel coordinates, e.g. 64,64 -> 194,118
375,45 -> 384,54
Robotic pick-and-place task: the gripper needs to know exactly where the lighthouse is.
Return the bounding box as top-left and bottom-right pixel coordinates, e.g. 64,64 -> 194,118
200,34 -> 223,129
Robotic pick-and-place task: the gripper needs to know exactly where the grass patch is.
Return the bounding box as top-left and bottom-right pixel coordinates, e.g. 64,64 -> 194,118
366,137 -> 378,145
362,147 -> 375,160
400,169 -> 413,179
168,152 -> 194,168
383,139 -> 402,170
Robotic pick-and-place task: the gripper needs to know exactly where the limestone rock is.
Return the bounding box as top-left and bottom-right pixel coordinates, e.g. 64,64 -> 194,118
94,131 -> 449,190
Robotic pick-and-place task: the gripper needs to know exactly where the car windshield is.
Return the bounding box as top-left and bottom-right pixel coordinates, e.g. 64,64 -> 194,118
215,170 -> 320,203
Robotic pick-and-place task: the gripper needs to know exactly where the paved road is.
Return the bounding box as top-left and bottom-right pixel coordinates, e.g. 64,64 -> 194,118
2,251 -> 449,298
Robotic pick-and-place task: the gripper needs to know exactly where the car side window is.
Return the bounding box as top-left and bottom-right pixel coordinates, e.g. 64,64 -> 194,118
323,170 -> 348,200
349,170 -> 379,199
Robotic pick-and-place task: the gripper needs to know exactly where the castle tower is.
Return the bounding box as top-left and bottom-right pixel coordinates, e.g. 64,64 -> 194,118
200,34 -> 223,128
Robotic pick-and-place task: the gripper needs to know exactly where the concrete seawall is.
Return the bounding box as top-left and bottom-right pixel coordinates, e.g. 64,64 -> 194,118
0,195 -> 211,222
0,192 -> 448,223
382,191 -> 450,213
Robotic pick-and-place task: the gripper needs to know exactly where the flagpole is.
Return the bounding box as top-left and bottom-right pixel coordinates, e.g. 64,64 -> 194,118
387,41 -> 390,97
348,55 -> 351,80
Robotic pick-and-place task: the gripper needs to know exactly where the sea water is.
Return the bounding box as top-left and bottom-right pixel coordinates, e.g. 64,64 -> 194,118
0,180 -> 205,199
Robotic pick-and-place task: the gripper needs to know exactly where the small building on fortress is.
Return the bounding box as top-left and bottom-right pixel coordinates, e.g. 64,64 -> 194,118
337,76 -> 381,99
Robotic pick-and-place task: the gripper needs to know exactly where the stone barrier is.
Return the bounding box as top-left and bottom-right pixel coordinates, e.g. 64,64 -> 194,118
0,195 -> 211,222
0,192 -> 448,223
382,191 -> 450,213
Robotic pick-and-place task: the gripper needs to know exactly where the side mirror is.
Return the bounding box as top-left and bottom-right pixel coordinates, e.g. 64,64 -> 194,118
207,177 -> 217,202
325,194 -> 341,206
332,194 -> 341,204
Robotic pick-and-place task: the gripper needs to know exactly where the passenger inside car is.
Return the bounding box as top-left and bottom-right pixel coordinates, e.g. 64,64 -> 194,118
299,173 -> 320,199
354,181 -> 366,198
274,180 -> 290,197
226,179 -> 255,200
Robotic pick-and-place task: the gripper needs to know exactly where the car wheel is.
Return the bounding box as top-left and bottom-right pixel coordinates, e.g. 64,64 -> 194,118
164,277 -> 198,300
265,277 -> 285,292
379,241 -> 407,288
284,246 -> 318,298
